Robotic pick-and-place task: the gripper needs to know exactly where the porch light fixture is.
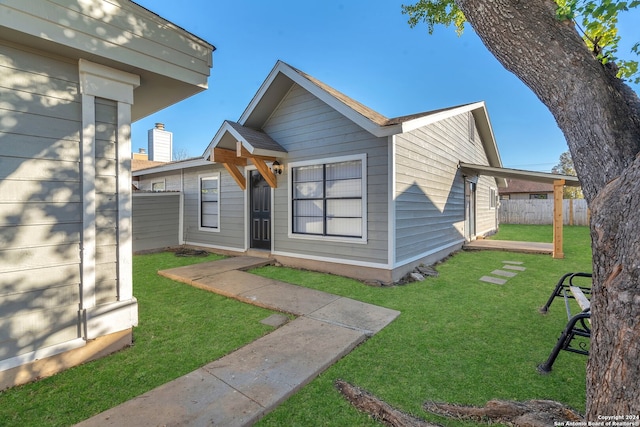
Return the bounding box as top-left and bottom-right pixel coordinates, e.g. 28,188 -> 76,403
272,160 -> 284,175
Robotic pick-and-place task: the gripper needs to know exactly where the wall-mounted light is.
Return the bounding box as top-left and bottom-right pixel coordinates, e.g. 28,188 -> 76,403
272,160 -> 284,175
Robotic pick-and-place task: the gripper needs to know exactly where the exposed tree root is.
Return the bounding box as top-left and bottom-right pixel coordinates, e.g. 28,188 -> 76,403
335,380 -> 438,427
423,400 -> 584,427
336,379 -> 585,427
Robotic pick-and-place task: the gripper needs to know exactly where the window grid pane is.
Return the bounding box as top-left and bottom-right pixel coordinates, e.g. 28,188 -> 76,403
292,160 -> 363,238
201,177 -> 219,229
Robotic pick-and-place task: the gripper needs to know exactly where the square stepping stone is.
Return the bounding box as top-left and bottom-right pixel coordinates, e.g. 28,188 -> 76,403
503,261 -> 524,265
480,276 -> 507,285
503,265 -> 526,271
492,269 -> 517,278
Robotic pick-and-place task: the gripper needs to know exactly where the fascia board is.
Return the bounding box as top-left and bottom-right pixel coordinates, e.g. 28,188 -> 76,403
132,158 -> 211,176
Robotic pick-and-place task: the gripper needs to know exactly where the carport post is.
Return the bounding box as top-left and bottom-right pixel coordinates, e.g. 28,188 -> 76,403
553,179 -> 565,259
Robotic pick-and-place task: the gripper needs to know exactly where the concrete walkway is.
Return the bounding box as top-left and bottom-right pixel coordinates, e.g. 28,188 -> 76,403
75,257 -> 400,427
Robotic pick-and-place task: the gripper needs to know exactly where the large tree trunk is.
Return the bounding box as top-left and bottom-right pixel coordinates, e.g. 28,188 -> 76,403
454,0 -> 640,418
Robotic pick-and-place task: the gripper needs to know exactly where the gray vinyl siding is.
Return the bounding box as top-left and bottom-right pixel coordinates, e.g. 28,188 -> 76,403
94,98 -> 119,304
132,194 -> 181,252
181,165 -> 246,250
136,171 -> 182,192
263,84 -> 389,265
394,112 -> 497,262
0,43 -> 82,359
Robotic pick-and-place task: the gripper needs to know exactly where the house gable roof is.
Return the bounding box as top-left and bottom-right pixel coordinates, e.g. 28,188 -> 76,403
235,60 -> 502,169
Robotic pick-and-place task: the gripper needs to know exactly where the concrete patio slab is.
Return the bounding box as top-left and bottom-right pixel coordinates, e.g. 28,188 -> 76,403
464,239 -> 552,254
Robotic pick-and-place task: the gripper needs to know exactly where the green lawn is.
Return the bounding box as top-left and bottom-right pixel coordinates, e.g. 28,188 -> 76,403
0,225 -> 592,426
0,252 -> 278,427
253,224 -> 593,426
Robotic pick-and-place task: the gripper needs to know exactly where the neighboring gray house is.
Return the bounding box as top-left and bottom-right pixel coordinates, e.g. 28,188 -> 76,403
0,0 -> 214,389
134,61 -> 505,283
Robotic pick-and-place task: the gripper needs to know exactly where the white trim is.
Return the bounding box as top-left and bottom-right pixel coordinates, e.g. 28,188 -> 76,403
288,153 -> 367,243
117,101 -> 133,301
80,93 -> 96,310
0,338 -> 86,373
400,102 -> 485,134
78,59 -> 139,328
84,298 -> 138,340
132,158 -> 212,176
388,135 -> 397,267
198,172 -> 221,232
132,192 -> 181,197
391,239 -> 466,269
271,249 -> 391,270
79,59 -> 140,103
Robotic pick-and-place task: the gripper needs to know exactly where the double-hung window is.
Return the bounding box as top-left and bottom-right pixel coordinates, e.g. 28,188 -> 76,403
200,174 -> 219,230
291,155 -> 365,240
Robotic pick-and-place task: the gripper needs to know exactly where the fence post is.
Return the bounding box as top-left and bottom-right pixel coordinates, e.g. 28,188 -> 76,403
553,179 -> 565,259
569,198 -> 574,226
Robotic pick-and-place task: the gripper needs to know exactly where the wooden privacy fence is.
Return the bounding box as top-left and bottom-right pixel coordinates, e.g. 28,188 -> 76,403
499,199 -> 589,226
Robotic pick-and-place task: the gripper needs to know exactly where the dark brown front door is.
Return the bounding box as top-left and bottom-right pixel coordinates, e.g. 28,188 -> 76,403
250,170 -> 271,250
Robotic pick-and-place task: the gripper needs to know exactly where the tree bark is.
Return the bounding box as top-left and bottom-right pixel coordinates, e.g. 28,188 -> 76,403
454,0 -> 640,418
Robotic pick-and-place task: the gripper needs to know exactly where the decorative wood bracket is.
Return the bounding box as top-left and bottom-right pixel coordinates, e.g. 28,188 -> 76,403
237,144 -> 279,189
210,144 -> 282,190
212,148 -> 247,190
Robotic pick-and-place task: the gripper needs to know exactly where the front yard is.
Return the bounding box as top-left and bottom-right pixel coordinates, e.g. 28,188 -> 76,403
0,225 -> 592,426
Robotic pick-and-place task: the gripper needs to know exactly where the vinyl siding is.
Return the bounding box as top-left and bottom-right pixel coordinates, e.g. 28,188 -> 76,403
182,165 -> 246,250
1,0 -> 211,86
0,43 -> 82,360
132,193 -> 181,252
394,112 -> 497,262
264,84 -> 389,265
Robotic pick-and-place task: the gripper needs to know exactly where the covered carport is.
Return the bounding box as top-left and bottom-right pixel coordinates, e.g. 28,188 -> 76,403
460,162 -> 582,259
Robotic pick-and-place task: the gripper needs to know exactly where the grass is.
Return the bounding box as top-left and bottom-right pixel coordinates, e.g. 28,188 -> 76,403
0,225 -> 593,426
0,252 -> 278,427
252,224 -> 593,426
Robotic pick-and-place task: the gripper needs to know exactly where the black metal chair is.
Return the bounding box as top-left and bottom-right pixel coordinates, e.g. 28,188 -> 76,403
537,272 -> 592,374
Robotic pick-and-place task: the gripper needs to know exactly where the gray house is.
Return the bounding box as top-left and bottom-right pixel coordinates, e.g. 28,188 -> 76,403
134,61 -> 504,283
0,1 -> 213,389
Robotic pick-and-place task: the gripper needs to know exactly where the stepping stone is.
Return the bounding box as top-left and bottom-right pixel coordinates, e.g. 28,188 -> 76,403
503,265 -> 526,271
503,261 -> 524,265
492,269 -> 517,278
480,276 -> 507,285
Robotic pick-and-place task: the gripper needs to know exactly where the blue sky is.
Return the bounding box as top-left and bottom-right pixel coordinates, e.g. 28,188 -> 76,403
132,0 -> 640,172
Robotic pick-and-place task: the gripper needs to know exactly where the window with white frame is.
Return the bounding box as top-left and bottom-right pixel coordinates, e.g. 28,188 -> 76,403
200,175 -> 219,230
490,187 -> 498,209
291,156 -> 365,239
151,180 -> 165,191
